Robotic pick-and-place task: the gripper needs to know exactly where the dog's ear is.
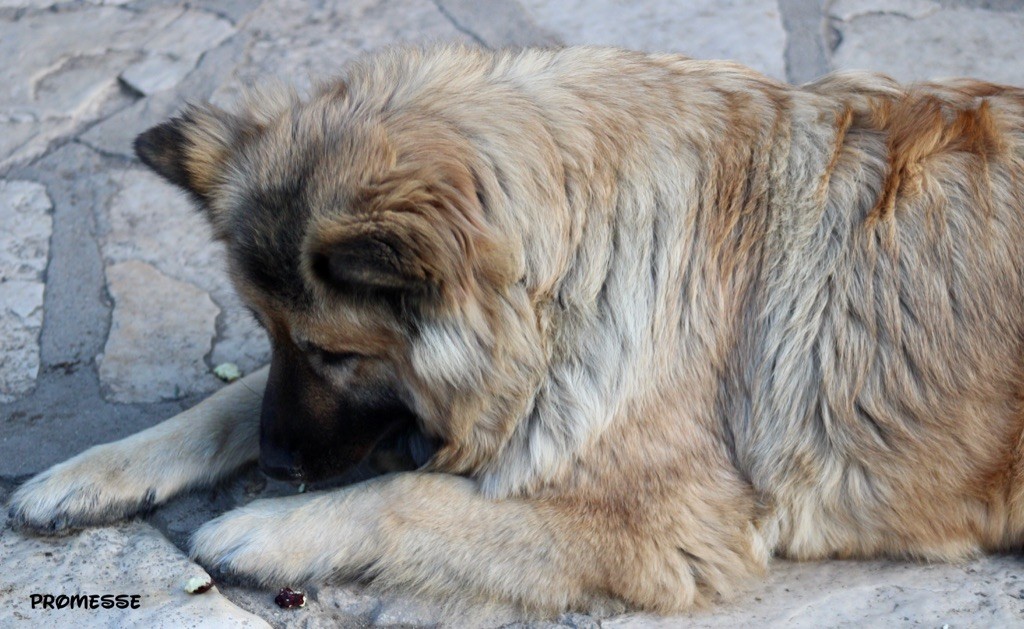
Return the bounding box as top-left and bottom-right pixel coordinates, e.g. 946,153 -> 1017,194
134,104 -> 249,234
306,164 -> 513,304
307,212 -> 461,301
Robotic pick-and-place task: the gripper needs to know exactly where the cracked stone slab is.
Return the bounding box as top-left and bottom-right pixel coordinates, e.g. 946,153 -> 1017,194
831,5 -> 1024,85
0,520 -> 270,628
119,9 -> 234,96
206,0 -> 473,107
98,261 -> 219,403
83,0 -> 469,155
434,0 -> 561,48
0,6 -> 233,171
0,0 -> 130,6
79,32 -> 252,158
0,180 -> 51,402
101,169 -> 270,390
518,0 -> 787,80
0,144 -> 191,478
829,0 -> 941,21
120,54 -> 203,97
604,555 -> 1024,627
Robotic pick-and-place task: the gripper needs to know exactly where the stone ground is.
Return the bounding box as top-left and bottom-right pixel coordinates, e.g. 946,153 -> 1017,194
1,0 -> 1024,626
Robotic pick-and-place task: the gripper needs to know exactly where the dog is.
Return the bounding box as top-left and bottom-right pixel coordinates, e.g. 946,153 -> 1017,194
9,44 -> 1024,615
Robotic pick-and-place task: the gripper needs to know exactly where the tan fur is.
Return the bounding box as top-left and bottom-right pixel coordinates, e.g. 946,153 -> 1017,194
10,46 -> 1024,616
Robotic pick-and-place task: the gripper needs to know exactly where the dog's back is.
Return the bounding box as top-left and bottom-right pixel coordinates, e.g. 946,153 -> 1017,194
727,72 -> 1024,560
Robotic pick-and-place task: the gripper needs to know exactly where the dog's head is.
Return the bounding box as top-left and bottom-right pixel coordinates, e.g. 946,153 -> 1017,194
134,86 -> 542,485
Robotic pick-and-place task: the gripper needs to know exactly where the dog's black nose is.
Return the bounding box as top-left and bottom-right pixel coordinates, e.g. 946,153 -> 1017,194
259,447 -> 305,481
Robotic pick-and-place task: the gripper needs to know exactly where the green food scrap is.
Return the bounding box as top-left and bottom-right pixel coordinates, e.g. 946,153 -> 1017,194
213,362 -> 242,382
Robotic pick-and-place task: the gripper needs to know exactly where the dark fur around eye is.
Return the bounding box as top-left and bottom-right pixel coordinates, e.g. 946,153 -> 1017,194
298,339 -> 363,367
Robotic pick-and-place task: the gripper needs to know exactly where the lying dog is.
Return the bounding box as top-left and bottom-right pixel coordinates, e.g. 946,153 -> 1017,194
10,45 -> 1024,614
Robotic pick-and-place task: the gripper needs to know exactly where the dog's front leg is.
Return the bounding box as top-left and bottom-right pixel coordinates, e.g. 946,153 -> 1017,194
190,472 -> 612,612
190,470 -> 736,614
8,367 -> 267,532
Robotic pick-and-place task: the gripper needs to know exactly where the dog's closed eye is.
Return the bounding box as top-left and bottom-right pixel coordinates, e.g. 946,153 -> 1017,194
297,340 -> 362,367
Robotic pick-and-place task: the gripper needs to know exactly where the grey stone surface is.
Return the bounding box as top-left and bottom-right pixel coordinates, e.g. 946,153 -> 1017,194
370,596 -> 447,627
554,612 -> 603,629
206,0 -> 474,107
80,33 -> 254,158
101,169 -> 270,383
435,0 -> 561,48
30,145 -> 112,369
0,181 -> 51,402
0,144 -> 189,478
3,1 -> 1024,627
119,7 -> 234,97
99,261 -> 219,402
0,5 -> 233,172
216,579 -> 520,628
0,519 -> 270,628
0,280 -> 44,401
831,1 -> 1024,85
120,54 -> 199,97
830,0 -> 942,21
778,0 -> 831,83
0,0 -> 131,6
604,555 -> 1024,628
518,0 -> 788,79
313,585 -> 383,621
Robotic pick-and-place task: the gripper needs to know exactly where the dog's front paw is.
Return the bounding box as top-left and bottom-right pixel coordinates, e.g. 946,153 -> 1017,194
8,446 -> 157,534
190,495 -> 347,586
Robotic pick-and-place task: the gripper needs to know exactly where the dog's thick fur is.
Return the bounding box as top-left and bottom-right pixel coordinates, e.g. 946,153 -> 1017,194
10,45 -> 1024,615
